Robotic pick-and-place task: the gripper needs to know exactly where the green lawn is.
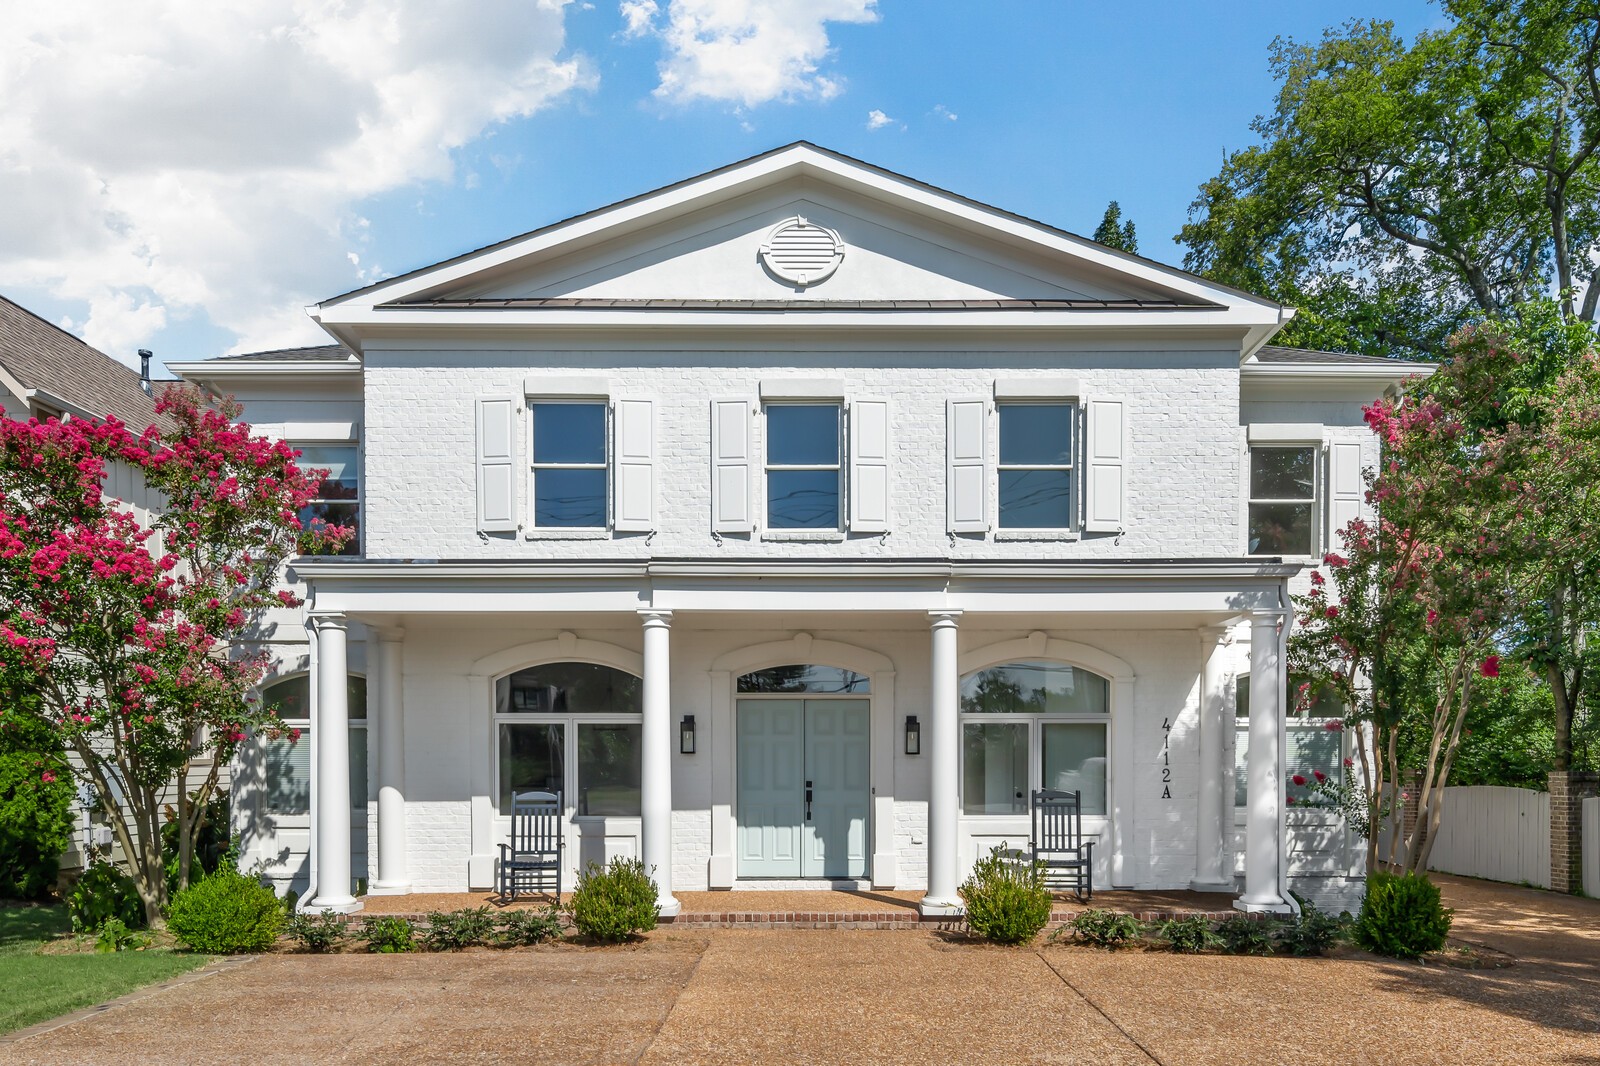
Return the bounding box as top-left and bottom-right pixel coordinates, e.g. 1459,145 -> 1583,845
0,905 -> 211,1035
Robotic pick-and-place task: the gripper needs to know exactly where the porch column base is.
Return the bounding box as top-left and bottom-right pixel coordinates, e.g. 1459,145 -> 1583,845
303,899 -> 364,916
366,882 -> 411,896
1233,897 -> 1293,915
918,895 -> 964,918
1189,880 -> 1235,894
468,853 -> 495,890
708,854 -> 735,889
871,853 -> 899,889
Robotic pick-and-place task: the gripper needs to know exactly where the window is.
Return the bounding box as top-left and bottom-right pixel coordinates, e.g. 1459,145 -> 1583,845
296,444 -> 360,556
494,662 -> 642,817
765,403 -> 841,529
737,665 -> 870,694
959,661 -> 1109,815
998,403 -> 1074,529
1248,446 -> 1316,556
1234,674 -> 1344,807
530,402 -> 608,528
258,675 -> 367,817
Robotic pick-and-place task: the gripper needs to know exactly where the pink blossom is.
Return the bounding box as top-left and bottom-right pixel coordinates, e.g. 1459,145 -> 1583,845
1291,774 -> 1307,786
1480,655 -> 1501,678
40,771 -> 56,783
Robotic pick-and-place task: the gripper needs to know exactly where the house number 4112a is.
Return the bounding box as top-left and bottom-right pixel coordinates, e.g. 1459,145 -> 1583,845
1160,716 -> 1173,800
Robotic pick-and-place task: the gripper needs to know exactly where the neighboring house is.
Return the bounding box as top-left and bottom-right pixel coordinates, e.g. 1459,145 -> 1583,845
171,144 -> 1428,915
0,294 -> 173,873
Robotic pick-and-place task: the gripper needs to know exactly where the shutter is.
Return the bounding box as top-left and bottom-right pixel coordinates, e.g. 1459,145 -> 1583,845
849,398 -> 890,533
1328,440 -> 1364,542
947,398 -> 989,533
613,398 -> 654,532
1084,398 -> 1126,532
710,398 -> 754,532
475,397 -> 517,532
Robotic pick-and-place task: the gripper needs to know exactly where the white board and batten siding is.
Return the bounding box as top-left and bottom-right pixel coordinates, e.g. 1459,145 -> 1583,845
1424,786 -> 1551,889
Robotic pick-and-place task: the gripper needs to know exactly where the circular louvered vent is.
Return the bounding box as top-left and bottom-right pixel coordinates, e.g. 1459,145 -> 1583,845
759,216 -> 845,286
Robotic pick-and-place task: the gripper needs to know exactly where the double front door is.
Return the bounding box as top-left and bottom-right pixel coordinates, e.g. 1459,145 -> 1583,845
736,699 -> 869,879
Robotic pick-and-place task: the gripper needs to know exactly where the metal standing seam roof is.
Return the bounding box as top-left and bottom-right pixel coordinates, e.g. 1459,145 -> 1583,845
0,295 -> 167,428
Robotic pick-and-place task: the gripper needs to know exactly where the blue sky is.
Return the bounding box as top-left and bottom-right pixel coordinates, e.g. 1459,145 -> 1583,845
2,1 -> 1445,374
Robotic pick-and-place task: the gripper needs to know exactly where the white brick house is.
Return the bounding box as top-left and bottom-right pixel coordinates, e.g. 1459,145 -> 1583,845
171,144 -> 1425,915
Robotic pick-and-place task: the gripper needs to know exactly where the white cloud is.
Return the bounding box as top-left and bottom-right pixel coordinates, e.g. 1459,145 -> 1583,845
0,1 -> 595,361
932,103 -> 957,122
619,0 -> 659,37
866,109 -> 893,130
634,0 -> 878,108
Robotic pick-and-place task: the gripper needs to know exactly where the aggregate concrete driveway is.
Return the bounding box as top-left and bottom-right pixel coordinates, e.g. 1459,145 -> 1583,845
2,877 -> 1597,1066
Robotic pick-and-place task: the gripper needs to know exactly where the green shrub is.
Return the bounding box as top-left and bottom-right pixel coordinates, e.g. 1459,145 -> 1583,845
1216,913 -> 1278,955
68,862 -> 145,933
567,858 -> 659,942
1067,909 -> 1144,949
1157,914 -> 1219,954
1280,899 -> 1350,957
499,904 -> 564,946
0,716 -> 74,900
357,915 -> 417,953
166,870 -> 284,953
284,911 -> 348,953
1356,871 -> 1453,959
161,794 -> 231,892
93,916 -> 150,953
959,845 -> 1053,944
424,907 -> 497,951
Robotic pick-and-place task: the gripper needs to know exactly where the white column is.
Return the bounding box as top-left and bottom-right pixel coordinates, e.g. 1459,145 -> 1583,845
640,610 -> 680,917
1192,625 -> 1233,891
309,614 -> 358,912
369,626 -> 408,894
1238,610 -> 1291,912
921,610 -> 963,916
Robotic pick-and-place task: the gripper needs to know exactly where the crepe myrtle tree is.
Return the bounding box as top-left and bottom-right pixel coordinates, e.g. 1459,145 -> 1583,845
0,385 -> 350,925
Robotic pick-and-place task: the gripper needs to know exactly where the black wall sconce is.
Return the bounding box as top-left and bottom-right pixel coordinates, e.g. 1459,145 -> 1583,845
680,715 -> 696,755
904,715 -> 921,755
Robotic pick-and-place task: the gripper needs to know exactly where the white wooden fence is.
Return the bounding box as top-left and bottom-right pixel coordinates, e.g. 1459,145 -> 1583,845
1584,796 -> 1599,897
1424,786 -> 1550,889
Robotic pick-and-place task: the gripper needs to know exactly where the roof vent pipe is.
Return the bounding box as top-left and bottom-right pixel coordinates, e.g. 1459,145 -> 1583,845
137,349 -> 152,395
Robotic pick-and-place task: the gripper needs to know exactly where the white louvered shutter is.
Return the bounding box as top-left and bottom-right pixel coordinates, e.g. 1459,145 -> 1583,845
710,398 -> 754,532
849,398 -> 890,533
1084,398 -> 1126,532
947,398 -> 989,533
1328,440 -> 1364,543
613,398 -> 654,532
476,397 -> 517,532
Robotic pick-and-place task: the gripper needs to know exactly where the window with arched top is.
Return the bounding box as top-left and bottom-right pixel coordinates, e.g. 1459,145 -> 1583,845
494,663 -> 642,817
258,674 -> 367,818
959,661 -> 1110,817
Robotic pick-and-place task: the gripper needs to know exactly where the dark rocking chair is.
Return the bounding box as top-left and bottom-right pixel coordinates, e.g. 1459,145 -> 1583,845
1030,788 -> 1094,902
498,790 -> 563,902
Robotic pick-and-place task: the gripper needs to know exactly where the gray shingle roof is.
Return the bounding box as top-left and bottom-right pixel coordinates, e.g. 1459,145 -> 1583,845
0,295 -> 166,428
1256,344 -> 1431,368
211,344 -> 356,362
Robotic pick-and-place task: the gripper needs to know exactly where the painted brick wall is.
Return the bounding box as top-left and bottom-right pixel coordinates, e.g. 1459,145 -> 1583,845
360,349 -> 1243,561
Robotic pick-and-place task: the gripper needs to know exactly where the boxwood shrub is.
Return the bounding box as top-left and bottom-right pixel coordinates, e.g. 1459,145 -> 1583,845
960,845 -> 1053,945
1356,871 -> 1453,959
166,870 -> 284,953
568,858 -> 659,942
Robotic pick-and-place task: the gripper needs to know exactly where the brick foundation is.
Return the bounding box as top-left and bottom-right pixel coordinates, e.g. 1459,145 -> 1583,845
1550,771 -> 1600,894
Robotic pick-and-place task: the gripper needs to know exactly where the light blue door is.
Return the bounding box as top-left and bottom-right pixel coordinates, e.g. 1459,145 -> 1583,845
736,700 -> 804,877
737,698 -> 869,879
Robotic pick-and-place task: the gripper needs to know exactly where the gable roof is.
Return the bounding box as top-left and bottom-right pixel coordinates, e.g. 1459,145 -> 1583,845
312,142 -> 1292,354
1255,344 -> 1430,368
0,295 -> 166,429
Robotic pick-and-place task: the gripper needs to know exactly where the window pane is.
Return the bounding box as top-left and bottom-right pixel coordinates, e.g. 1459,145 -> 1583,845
1236,727 -> 1344,807
766,404 -> 839,466
532,403 -> 606,465
498,723 -> 565,810
298,501 -> 361,556
577,723 -> 641,816
1248,502 -> 1313,555
349,727 -> 368,813
263,736 -> 310,815
1042,723 -> 1107,815
535,468 -> 607,527
998,469 -> 1073,529
766,469 -> 839,528
998,403 -> 1073,466
962,722 -> 1029,814
1250,447 -> 1315,500
960,661 -> 1109,715
1234,727 -> 1249,807
497,663 -> 642,715
295,445 -> 358,499
261,675 -> 366,720
737,665 -> 871,694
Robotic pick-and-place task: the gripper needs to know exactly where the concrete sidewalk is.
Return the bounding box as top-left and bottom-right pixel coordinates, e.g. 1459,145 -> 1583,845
1,879 -> 1596,1065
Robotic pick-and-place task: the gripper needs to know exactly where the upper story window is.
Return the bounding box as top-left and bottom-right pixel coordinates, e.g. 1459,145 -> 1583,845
764,403 -> 841,529
1248,445 -> 1316,556
997,402 -> 1075,529
530,402 -> 608,528
296,444 -> 360,556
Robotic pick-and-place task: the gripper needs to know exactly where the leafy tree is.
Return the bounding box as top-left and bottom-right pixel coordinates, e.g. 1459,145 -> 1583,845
0,707 -> 74,898
1093,201 -> 1138,253
1180,6 -> 1600,358
0,387 -> 349,924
